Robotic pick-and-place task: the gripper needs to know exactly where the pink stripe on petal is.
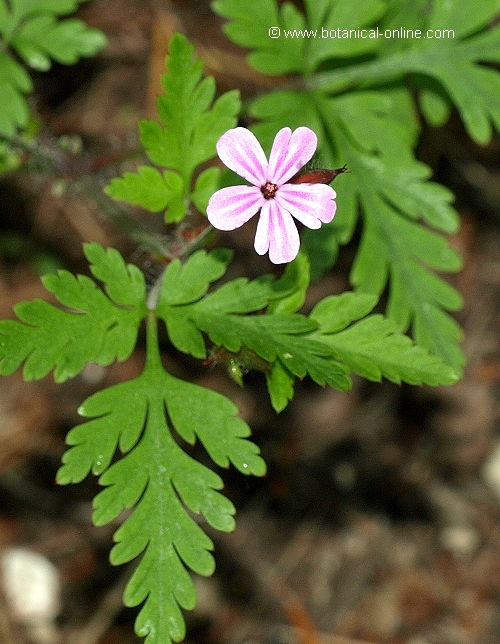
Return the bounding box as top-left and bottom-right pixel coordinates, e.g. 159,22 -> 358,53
268,127 -> 318,186
207,185 -> 264,230
277,183 -> 336,225
267,200 -> 300,264
266,127 -> 291,181
277,203 -> 322,229
254,201 -> 271,255
216,128 -> 268,186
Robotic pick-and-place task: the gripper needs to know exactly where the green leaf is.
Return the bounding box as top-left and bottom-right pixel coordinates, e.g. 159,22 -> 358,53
303,0 -> 387,70
306,2 -> 500,144
250,90 -> 326,153
0,80 -> 29,135
105,167 -> 185,220
111,33 -> 240,224
418,85 -> 451,127
190,89 -> 241,171
311,292 -> 460,385
11,16 -> 107,71
190,166 -> 221,213
320,314 -> 459,385
5,0 -> 82,24
213,0 -> 386,75
156,249 -> 350,404
0,244 -> 147,382
267,251 -> 310,314
159,273 -> 280,358
154,35 -> 241,180
159,248 -> 233,307
0,0 -> 106,142
424,36 -> 500,145
314,91 -> 463,369
217,1 -> 498,370
156,249 -> 295,359
165,370 -> 265,474
192,311 -> 351,391
310,291 -> 378,333
57,316 -> 265,644
212,0 -> 295,74
0,51 -> 32,136
0,50 -> 32,93
350,186 -> 464,369
84,243 -> 147,307
242,32 -> 464,370
424,0 -> 500,40
265,359 -> 295,413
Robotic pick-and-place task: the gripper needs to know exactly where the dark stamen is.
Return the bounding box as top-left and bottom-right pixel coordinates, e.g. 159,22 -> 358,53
261,182 -> 278,199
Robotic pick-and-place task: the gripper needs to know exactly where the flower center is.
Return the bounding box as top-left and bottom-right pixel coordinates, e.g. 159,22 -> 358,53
261,182 -> 278,199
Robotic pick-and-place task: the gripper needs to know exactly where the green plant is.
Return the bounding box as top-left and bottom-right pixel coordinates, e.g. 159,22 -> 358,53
0,0 -> 107,164
211,0 -> 500,370
1,0 -> 498,639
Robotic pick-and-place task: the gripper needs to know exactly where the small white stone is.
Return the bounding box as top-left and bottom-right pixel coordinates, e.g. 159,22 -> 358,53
1,547 -> 60,624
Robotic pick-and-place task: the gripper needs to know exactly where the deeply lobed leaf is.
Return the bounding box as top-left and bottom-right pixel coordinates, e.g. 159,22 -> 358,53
11,15 -> 107,71
155,247 -> 459,412
0,0 -> 106,142
57,321 -> 265,644
159,248 -> 233,306
156,248 -> 295,358
311,293 -> 460,386
0,243 -> 147,382
105,33 -> 240,224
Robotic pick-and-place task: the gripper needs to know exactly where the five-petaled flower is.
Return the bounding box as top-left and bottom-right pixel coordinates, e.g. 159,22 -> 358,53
206,127 -> 337,264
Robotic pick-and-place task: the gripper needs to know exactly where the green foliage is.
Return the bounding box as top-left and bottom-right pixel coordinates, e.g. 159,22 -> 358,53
267,251 -> 310,315
0,0 -> 107,145
105,33 -> 241,223
0,243 -> 265,643
210,0 -> 500,371
154,249 -> 458,414
57,314 -> 265,644
0,244 -> 147,382
0,241 -> 458,642
212,0 -> 386,74
0,4 -> 478,639
310,292 -> 459,386
266,289 -> 460,412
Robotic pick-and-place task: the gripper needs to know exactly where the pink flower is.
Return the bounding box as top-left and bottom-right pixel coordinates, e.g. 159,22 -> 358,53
206,127 -> 336,264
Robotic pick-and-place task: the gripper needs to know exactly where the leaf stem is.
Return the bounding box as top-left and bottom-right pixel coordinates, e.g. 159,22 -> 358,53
145,311 -> 162,372
302,48 -> 440,93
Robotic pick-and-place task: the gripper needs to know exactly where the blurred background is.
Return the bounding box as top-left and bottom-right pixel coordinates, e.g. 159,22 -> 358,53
1,1 -> 500,643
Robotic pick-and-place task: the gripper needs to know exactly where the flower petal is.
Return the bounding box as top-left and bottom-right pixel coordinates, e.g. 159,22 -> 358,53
276,183 -> 337,226
254,201 -> 271,256
255,199 -> 300,264
267,127 -> 318,185
207,185 -> 264,230
216,128 -> 268,186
